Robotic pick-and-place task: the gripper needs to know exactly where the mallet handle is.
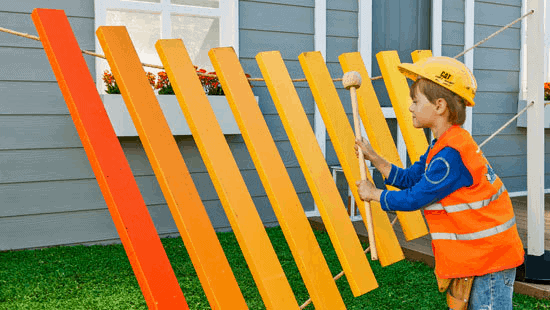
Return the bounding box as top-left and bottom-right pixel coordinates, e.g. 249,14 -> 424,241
350,86 -> 378,261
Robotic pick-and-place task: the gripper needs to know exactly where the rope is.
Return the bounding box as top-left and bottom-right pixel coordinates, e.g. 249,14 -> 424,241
476,100 -> 549,152
0,9 -> 532,83
298,216 -> 399,309
454,10 -> 534,60
0,12 -> 540,148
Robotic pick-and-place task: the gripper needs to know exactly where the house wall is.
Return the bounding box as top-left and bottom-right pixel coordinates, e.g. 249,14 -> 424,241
0,0 -> 316,251
0,0 -> 437,251
441,0 -> 539,194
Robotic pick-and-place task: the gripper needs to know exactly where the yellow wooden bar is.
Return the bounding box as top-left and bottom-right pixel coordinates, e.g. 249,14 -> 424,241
155,42 -> 301,309
338,52 -> 428,241
299,51 -> 404,267
257,51 -> 378,296
203,47 -> 347,308
376,51 -> 429,163
411,50 -> 433,63
96,27 -> 248,310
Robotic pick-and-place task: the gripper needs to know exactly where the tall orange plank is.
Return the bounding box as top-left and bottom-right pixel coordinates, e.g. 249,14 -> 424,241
203,45 -> 342,309
299,51 -> 404,267
376,51 -> 430,163
31,9 -> 187,309
256,51 -> 378,296
339,52 -> 428,241
95,27 -> 247,310
154,42 -> 300,309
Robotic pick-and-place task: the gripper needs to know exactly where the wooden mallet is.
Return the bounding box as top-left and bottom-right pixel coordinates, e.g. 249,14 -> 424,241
342,71 -> 378,261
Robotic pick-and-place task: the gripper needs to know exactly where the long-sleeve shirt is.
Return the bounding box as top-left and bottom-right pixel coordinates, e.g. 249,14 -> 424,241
379,139 -> 474,212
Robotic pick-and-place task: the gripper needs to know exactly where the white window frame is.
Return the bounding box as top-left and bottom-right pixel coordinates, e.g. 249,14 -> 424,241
94,0 -> 238,92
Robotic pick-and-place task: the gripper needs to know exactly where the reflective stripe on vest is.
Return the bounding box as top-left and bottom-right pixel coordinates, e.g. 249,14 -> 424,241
430,216 -> 516,241
424,184 -> 506,213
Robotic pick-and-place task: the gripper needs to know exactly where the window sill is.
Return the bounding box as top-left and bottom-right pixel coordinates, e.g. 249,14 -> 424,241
101,94 -> 255,136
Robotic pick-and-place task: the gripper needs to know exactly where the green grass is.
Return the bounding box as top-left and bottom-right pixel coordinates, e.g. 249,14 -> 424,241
1,226 -> 548,309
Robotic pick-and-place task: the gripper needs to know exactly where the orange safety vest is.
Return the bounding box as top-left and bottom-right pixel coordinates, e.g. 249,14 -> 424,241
424,126 -> 524,279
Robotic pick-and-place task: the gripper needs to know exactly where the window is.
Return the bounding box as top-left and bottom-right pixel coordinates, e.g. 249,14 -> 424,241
94,0 -> 238,93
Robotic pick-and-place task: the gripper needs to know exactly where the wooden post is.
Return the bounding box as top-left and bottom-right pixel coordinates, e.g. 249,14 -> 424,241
526,0 -> 545,256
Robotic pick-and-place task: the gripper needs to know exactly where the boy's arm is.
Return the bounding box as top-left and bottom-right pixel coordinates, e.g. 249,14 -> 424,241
379,147 -> 473,212
383,148 -> 430,189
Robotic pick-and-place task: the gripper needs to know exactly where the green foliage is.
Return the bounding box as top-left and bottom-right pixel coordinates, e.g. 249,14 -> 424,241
0,227 -> 548,309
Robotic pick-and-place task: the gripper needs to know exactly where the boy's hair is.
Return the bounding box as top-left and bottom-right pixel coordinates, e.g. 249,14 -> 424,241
410,78 -> 467,125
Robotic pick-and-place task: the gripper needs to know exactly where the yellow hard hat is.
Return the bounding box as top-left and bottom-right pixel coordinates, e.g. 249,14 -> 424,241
398,56 -> 477,107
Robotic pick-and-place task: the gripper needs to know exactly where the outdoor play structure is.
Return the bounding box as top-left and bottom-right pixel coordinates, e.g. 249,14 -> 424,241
0,3 -> 546,309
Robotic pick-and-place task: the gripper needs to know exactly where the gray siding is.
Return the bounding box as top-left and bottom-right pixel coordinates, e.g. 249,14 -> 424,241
0,0 -> 319,250
324,0 -> 359,167
0,1 -> 119,250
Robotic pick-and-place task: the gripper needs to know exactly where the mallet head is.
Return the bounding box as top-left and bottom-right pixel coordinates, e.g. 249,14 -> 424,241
342,71 -> 362,89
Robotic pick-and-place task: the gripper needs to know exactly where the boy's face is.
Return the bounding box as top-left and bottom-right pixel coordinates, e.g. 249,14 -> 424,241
409,89 -> 437,129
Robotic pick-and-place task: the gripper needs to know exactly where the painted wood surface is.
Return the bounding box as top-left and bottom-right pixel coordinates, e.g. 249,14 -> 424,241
205,45 -> 347,308
339,52 -> 428,241
96,26 -> 247,310
298,51 -> 405,267
30,8 -> 188,309
158,41 -> 300,309
256,50 -> 378,296
376,50 -> 429,163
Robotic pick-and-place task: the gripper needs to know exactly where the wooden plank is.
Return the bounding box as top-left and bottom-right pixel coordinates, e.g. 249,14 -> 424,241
0,12 -> 94,49
30,9 -> 188,309
239,30 -> 313,60
339,52 -> 428,241
96,27 -> 247,310
4,1 -> 94,17
0,116 -> 81,150
256,50 -> 378,296
376,50 -> 430,163
298,51 -> 405,267
204,45 -> 338,308
326,10 -> 358,37
239,1 -> 314,34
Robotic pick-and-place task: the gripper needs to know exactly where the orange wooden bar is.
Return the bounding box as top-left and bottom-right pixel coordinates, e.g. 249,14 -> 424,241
31,9 -> 188,309
256,50 -> 378,296
203,46 -> 345,308
338,52 -> 429,241
95,27 -> 247,309
299,51 -> 405,267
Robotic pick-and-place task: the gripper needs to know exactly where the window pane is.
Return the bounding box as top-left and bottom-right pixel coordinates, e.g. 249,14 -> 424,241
97,10 -> 162,93
172,15 -> 219,72
171,0 -> 219,8
106,10 -> 162,66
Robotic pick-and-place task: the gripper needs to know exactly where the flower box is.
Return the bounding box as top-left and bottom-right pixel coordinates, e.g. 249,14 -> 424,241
101,94 -> 255,136
516,99 -> 550,128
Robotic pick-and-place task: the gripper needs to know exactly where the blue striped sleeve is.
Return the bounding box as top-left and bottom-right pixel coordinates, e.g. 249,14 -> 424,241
380,147 -> 474,212
384,148 -> 429,189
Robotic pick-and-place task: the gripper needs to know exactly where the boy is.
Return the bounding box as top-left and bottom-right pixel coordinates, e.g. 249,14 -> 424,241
355,56 -> 524,309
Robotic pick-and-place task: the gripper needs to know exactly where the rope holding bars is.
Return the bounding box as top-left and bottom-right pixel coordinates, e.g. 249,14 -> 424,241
0,8 -> 532,82
454,9 -> 534,60
298,216 -> 399,309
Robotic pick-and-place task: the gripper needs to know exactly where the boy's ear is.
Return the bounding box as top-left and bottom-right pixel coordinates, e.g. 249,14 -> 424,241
434,98 -> 448,115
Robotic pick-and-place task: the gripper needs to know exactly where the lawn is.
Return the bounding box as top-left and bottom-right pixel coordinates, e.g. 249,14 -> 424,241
1,226 -> 548,309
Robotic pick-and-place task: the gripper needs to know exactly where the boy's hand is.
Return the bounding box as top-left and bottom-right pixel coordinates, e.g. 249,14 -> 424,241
355,179 -> 379,202
355,137 -> 377,161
